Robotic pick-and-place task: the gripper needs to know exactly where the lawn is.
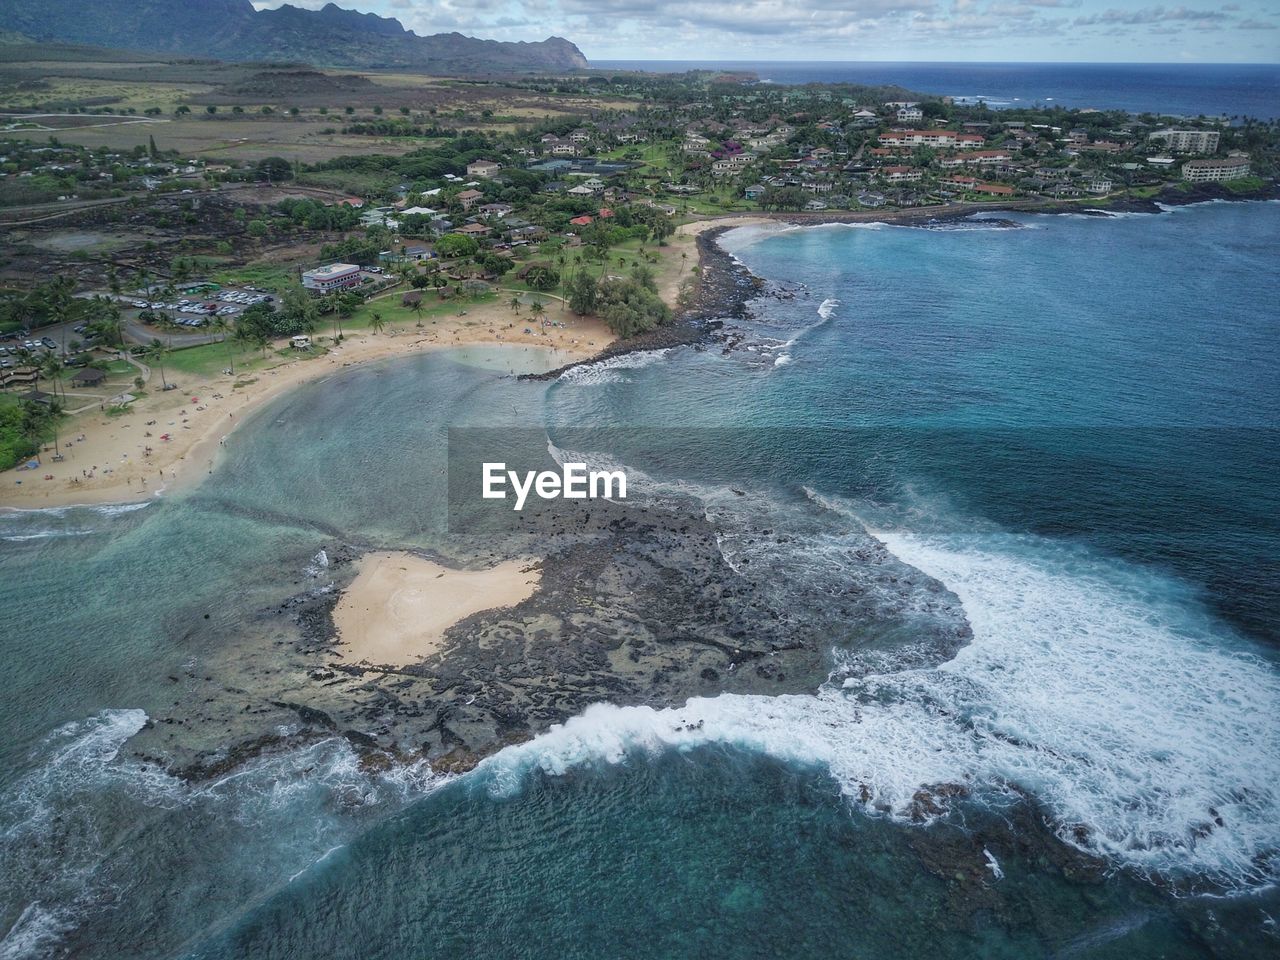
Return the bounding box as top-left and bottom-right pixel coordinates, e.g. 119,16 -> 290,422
160,338 -> 298,380
345,290 -> 499,331
211,264 -> 295,292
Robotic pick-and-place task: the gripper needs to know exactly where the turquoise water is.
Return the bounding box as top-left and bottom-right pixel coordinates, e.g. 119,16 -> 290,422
2,203 -> 1279,957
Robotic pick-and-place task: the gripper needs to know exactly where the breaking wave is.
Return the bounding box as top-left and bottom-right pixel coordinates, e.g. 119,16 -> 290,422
0,709 -> 447,959
470,484 -> 1280,893
555,349 -> 671,387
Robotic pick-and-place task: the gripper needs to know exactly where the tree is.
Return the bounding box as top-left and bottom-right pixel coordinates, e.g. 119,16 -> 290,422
567,271 -> 598,315
246,219 -> 268,239
145,340 -> 170,390
256,156 -> 292,184
39,354 -> 65,401
524,264 -> 561,291
508,295 -> 522,315
435,233 -> 481,259
211,316 -> 235,375
18,400 -> 52,465
530,299 -> 547,331
369,311 -> 387,335
280,282 -> 318,333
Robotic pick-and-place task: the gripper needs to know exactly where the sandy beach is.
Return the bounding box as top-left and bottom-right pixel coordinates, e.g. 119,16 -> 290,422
1,216 -> 779,512
1,301 -> 613,510
333,551 -> 541,666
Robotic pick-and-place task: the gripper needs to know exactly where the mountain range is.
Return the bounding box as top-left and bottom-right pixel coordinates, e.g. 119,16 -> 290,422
0,0 -> 589,74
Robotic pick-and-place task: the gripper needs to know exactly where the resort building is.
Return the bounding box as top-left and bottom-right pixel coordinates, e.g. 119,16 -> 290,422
1149,129 -> 1221,154
1181,156 -> 1251,183
879,130 -> 986,150
879,130 -> 957,148
896,106 -> 923,123
879,166 -> 922,183
301,263 -> 361,293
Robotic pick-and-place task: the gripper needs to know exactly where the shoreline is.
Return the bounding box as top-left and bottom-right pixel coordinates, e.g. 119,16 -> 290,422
533,187 -> 1280,380
1,323 -> 607,512
7,188 -> 1269,511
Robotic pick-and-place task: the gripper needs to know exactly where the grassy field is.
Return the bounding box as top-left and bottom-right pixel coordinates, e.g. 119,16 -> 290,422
0,115 -> 426,162
345,290 -> 500,332
210,263 -> 297,291
0,77 -> 216,111
160,338 -> 304,379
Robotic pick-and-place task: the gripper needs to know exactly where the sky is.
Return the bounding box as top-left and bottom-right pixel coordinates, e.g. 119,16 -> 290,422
252,1 -> 1280,62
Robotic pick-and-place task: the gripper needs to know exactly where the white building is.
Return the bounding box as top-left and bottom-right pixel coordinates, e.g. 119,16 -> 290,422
301,263 -> 361,293
1181,156 -> 1250,183
896,107 -> 923,123
1149,129 -> 1220,154
466,160 -> 501,178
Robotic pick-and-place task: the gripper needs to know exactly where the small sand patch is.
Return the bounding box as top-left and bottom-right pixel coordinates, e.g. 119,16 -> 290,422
333,551 -> 539,666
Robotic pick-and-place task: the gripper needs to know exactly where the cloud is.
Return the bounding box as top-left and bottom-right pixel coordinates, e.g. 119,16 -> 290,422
248,1 -> 1280,60
1072,6 -> 1231,27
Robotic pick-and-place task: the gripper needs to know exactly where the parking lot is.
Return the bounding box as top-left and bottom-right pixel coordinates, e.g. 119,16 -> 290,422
0,333 -> 64,369
123,286 -> 274,329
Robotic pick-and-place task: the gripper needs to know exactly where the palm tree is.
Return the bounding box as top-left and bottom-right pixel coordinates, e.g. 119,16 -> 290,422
369,311 -> 386,335
211,316 -> 235,375
145,340 -> 170,390
39,354 -> 65,402
19,400 -> 51,465
136,267 -> 155,313
530,299 -> 547,332
508,295 -> 522,315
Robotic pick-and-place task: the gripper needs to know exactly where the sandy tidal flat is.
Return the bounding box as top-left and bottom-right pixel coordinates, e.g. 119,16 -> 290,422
333,552 -> 540,666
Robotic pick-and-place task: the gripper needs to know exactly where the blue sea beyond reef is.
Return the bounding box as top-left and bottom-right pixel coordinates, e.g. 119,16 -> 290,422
597,60 -> 1280,120
1,201 -> 1279,958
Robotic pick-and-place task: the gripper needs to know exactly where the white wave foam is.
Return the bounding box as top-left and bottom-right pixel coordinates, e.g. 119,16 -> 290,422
473,494 -> 1280,891
817,298 -> 840,320
556,349 -> 670,387
0,902 -> 72,960
0,709 -> 448,957
0,501 -> 151,519
1,529 -> 95,542
773,354 -> 794,367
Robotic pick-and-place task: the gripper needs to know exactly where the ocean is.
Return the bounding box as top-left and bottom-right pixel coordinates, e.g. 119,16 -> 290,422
2,201 -> 1279,957
594,60 -> 1280,119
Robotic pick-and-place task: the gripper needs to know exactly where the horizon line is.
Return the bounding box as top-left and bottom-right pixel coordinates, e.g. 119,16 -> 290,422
587,58 -> 1280,67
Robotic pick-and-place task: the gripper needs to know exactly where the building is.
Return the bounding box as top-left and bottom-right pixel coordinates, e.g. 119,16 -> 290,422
938,150 -> 1012,167
880,166 -> 922,183
1181,156 -> 1251,183
1149,129 -> 1220,154
744,183 -> 767,200
1085,178 -> 1113,195
878,130 -> 982,149
290,335 -> 312,350
466,160 -> 501,178
301,263 -> 361,293
70,367 -> 106,387
896,106 -> 923,123
455,189 -> 484,211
